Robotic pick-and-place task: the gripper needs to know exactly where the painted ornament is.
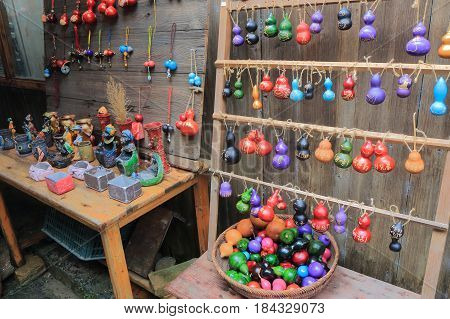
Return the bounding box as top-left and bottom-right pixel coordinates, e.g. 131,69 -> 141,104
290,78 -> 304,102
366,73 -> 386,105
429,77 -> 448,116
219,181 -> 232,198
272,138 -> 290,170
373,140 -> 395,173
314,138 -> 334,163
234,78 -> 244,99
176,107 -> 199,137
60,1 -> 69,26
273,72 -> 291,99
405,22 -> 431,56
239,130 -> 258,154
103,29 -> 115,67
264,12 -> 278,38
94,29 -> 105,69
295,134 -> 311,161
341,73 -> 356,101
84,30 -> 94,64
82,0 -> 97,25
389,222 -> 404,252
144,26 -> 156,81
223,80 -> 233,97
296,21 -> 311,45
352,212 -> 371,243
278,13 -> 293,42
164,23 -> 178,78
260,71 -> 274,93
438,24 -> 450,58
188,49 -> 202,87
252,85 -> 263,110
310,10 -> 323,34
311,201 -> 330,232
222,127 -> 241,165
333,206 -> 347,234
405,150 -> 425,174
245,14 -> 259,45
119,27 -> 133,69
359,10 -> 376,41
250,189 -> 262,217
334,138 -> 353,169
232,24 -> 245,46
352,140 -> 374,173
396,74 -> 413,98
293,198 -> 308,226
255,131 -> 272,156
322,77 -> 335,101
236,188 -> 253,214
337,6 -> 352,30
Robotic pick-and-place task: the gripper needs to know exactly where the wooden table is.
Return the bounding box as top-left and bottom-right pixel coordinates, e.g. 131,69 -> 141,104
166,253 -> 420,299
0,149 -> 209,299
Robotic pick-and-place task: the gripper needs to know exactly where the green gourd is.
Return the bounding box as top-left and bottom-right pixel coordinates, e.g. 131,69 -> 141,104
229,252 -> 249,275
308,239 -> 326,256
233,79 -> 244,99
334,138 -> 353,168
272,265 -> 285,277
237,238 -> 249,251
278,14 -> 293,42
236,187 -> 253,213
264,12 -> 278,37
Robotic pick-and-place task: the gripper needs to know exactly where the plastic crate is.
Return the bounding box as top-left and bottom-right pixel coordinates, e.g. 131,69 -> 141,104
42,209 -> 133,261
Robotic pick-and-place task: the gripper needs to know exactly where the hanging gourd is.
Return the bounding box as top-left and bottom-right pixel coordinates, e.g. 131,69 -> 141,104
406,1 -> 431,56
333,206 -> 347,234
42,0 -> 57,23
60,0 -> 69,26
272,131 -> 290,170
250,189 -> 262,217
103,29 -> 115,68
94,29 -> 105,69
118,0 -> 137,8
334,138 -> 353,169
176,92 -> 199,137
396,74 -> 413,98
69,1 -> 84,70
100,0 -> 118,18
310,1 -> 324,34
438,23 -> 450,58
82,0 -> 97,25
258,189 -> 281,223
162,88 -> 175,143
222,125 -> 241,165
164,23 -> 178,78
255,131 -> 273,156
273,70 -> 291,99
296,5 -> 311,45
429,77 -> 448,116
188,49 -> 202,87
144,26 -> 156,82
230,8 -> 244,46
239,129 -> 258,155
222,67 -> 233,97
341,72 -> 356,101
389,221 -> 404,252
119,27 -> 133,69
278,9 -> 293,42
84,30 -> 94,64
247,68 -> 262,109
219,177 -> 232,198
404,113 -> 425,174
290,78 -> 304,102
322,70 -> 335,102
337,1 -> 352,31
236,188 -> 253,214
264,9 -> 278,38
295,132 -> 311,161
293,198 -> 308,226
314,137 -> 334,163
365,57 -> 389,105
259,69 -> 274,93
233,67 -> 245,99
359,0 -> 379,42
352,211 -> 371,243
245,8 -> 259,45
304,67 -> 322,100
373,140 -> 395,173
311,201 -> 330,233
352,140 -> 374,173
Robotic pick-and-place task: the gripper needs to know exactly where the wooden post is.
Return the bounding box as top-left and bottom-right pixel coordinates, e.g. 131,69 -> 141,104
101,223 -> 133,299
207,1 -> 232,260
0,1 -> 15,78
193,174 -> 210,254
0,189 -> 24,267
421,152 -> 450,298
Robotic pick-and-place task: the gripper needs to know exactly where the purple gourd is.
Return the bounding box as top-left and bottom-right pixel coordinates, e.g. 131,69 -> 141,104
219,181 -> 232,198
272,138 -> 290,170
232,24 -> 244,46
359,10 -> 376,41
366,73 -> 386,105
310,10 -> 323,34
333,206 -> 347,234
250,189 -> 262,217
405,22 -> 431,56
396,74 -> 413,98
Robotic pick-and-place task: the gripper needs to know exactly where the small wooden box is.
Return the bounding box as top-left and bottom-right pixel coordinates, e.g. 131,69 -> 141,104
84,166 -> 115,192
45,172 -> 75,195
29,162 -> 54,181
68,161 -> 93,180
108,175 -> 142,203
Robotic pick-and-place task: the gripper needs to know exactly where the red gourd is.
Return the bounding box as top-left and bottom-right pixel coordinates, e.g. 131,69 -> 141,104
255,132 -> 272,156
258,190 -> 282,222
311,201 -> 330,232
82,0 -> 97,25
175,109 -> 199,136
239,130 -> 258,154
373,140 -> 395,173
341,74 -> 356,101
259,74 -> 274,93
352,212 -> 371,243
296,22 -> 311,45
352,140 -> 374,173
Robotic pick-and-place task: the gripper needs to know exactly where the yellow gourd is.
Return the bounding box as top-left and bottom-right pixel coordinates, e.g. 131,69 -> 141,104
219,242 -> 234,258
224,229 -> 242,245
438,23 -> 450,59
252,85 -> 263,110
314,139 -> 334,163
404,150 -> 425,174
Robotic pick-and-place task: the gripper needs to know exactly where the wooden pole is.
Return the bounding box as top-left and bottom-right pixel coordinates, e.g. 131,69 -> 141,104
207,1 -> 232,261
193,174 -> 210,255
213,113 -> 450,150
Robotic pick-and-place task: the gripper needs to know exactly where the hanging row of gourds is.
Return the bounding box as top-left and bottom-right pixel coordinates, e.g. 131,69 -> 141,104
229,0 -> 450,60
222,66 -> 449,116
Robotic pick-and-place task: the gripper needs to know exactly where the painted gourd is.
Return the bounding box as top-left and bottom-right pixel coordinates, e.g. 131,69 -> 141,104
341,74 -> 356,101
303,82 -> 314,100
314,139 -> 334,163
236,188 -> 253,213
337,6 -> 352,30
359,10 -> 376,41
366,73 -> 386,105
396,74 -> 413,98
252,85 -> 263,110
264,12 -> 278,38
296,22 -> 311,45
258,190 -> 281,223
404,150 -> 424,174
373,140 -> 395,173
311,201 -> 330,232
430,77 -> 448,116
272,138 -> 290,170
334,138 -> 353,169
234,79 -> 244,99
176,109 -> 199,136
310,11 -> 323,34
260,74 -> 273,92
223,80 -> 233,97
273,74 -> 291,99
278,14 -> 293,42
222,127 -> 241,165
438,25 -> 450,58
322,77 -> 335,101
352,140 -> 374,173
255,132 -> 272,156
245,17 -> 259,45
250,189 -> 262,217
352,212 -> 371,243
405,22 -> 431,56
333,206 -> 347,234
389,222 -> 404,252
239,130 -> 257,154
219,181 -> 232,198
232,24 -> 244,46
290,79 -> 304,102
293,198 -> 308,226
295,134 -> 310,161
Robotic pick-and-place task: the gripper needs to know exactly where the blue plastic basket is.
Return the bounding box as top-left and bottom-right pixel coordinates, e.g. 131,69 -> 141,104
42,209 -> 133,261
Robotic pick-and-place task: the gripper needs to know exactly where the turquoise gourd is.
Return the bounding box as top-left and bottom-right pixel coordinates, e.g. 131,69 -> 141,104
290,79 -> 304,102
322,77 -> 335,101
430,77 -> 448,116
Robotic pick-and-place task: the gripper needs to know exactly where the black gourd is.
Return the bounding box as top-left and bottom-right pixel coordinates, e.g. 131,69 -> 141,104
223,80 -> 232,97
222,128 -> 241,164
337,7 -> 352,31
296,134 -> 311,160
304,82 -> 314,99
245,18 -> 259,45
293,199 -> 308,226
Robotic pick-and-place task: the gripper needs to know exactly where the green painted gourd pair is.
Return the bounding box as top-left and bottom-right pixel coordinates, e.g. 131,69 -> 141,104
264,12 -> 292,42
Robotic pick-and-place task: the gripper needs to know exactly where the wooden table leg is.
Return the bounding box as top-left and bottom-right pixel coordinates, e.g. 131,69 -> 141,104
0,189 -> 24,267
193,174 -> 210,255
101,223 -> 133,299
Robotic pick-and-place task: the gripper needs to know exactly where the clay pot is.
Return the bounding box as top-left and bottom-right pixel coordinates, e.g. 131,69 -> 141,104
78,141 -> 95,162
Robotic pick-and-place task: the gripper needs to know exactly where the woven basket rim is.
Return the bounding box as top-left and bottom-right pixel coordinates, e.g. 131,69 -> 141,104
212,214 -> 339,298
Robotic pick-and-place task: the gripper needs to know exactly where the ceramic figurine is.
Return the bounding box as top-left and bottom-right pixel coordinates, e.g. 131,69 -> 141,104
290,78 -> 304,102
352,212 -> 371,243
389,222 -> 404,252
78,141 -> 95,162
333,206 -> 347,234
310,10 -> 323,34
314,138 -> 334,163
296,21 -> 311,45
60,114 -> 75,131
71,124 -> 83,160
84,166 -> 115,192
45,172 -> 75,195
406,22 -> 431,56
273,73 -> 291,99
68,161 -> 93,180
108,175 -> 142,203
144,122 -> 171,173
95,124 -> 118,168
352,140 -> 374,173
374,140 -> 395,173
222,127 -> 241,165
430,77 -> 448,116
264,12 -> 278,38
232,24 -> 244,46
176,109 -> 199,137
311,201 -> 330,232
31,138 -> 49,161
293,198 -> 308,226
8,118 -> 16,138
76,118 -> 94,143
29,162 -> 54,182
0,128 -> 14,150
245,15 -> 259,45
24,114 -> 38,140
278,13 -> 293,42
132,114 -> 145,146
359,10 -> 376,41
14,134 -> 32,157
334,138 -> 353,168
48,134 -> 73,168
272,138 -> 290,170
116,130 -> 139,177
337,6 -> 352,30
396,74 -> 413,98
438,24 -> 450,58
322,77 -> 335,101
366,73 -> 386,105
236,188 -> 253,214
132,153 -> 164,187
296,134 -> 311,161
82,0 -> 97,25
97,106 -> 111,132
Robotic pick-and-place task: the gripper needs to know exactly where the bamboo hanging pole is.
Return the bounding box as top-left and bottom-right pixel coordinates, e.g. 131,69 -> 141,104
215,59 -> 450,75
213,113 -> 450,150
227,0 -> 377,10
211,169 -> 448,231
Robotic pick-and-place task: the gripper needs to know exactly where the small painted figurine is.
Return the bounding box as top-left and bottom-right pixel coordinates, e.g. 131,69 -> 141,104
71,124 -> 83,161
23,114 -> 38,140
116,129 -> 139,176
7,118 -> 16,138
95,124 -> 118,168
131,113 -> 145,146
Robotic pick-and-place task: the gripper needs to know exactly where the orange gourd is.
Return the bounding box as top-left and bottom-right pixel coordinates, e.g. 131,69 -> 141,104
224,229 -> 242,245
236,218 -> 254,237
252,85 -> 263,110
314,139 -> 334,163
404,150 -> 425,174
219,242 -> 234,257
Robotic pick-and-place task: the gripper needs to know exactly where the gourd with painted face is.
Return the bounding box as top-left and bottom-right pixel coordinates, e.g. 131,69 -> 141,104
430,77 -> 448,116
290,79 -> 304,102
296,134 -> 310,161
373,140 -> 395,173
322,77 -> 335,101
278,14 -> 293,42
222,127 -> 241,165
264,12 -> 278,38
396,74 -> 413,98
245,17 -> 259,45
337,6 -> 352,30
359,10 -> 376,41
310,10 -> 323,34
334,138 -> 353,169
341,74 -> 356,101
366,73 -> 386,105
406,22 -> 431,56
272,138 -> 290,170
314,138 -> 334,163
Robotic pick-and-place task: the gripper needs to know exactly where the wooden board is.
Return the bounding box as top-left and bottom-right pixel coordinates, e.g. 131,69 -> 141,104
166,253 -> 420,299
0,149 -> 195,231
125,207 -> 174,277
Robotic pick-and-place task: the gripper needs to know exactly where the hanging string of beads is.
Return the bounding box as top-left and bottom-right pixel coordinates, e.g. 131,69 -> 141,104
144,26 -> 156,81
188,49 -> 202,88
104,28 -> 115,68
162,87 -> 175,143
120,27 -> 134,69
164,23 -> 178,78
84,30 -> 94,64
95,29 -> 105,70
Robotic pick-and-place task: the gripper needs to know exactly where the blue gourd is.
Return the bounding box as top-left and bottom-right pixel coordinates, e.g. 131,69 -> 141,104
322,77 -> 335,101
290,79 -> 304,102
430,77 -> 448,116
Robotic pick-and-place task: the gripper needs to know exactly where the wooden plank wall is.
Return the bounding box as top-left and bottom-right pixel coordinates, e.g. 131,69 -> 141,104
207,0 -> 449,297
43,0 -> 208,161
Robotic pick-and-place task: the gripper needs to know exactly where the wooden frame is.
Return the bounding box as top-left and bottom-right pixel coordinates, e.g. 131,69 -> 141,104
207,0 -> 450,299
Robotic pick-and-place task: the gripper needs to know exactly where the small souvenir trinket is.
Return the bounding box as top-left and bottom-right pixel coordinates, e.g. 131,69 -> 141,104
314,138 -> 334,163
310,10 -> 323,34
132,153 -> 164,187
0,128 -> 14,150
366,73 -> 386,105
255,131 -> 272,156
31,138 -> 49,161
219,180 -> 232,198
341,72 -> 356,101
293,198 -> 308,226
164,23 -> 178,78
334,138 -> 353,169
95,124 -> 118,168
374,140 -> 395,173
162,87 -> 175,143
103,29 -> 115,67
273,70 -> 291,99
108,175 -> 142,203
84,30 -> 94,64
406,22 -> 431,56
352,140 -> 374,173
250,189 -> 262,217
118,0 -> 137,8
84,166 -> 115,192
258,189 -> 283,222
264,11 -> 278,38
278,10 -> 293,42
333,206 -> 347,234
272,138 -> 290,170
322,76 -> 335,102
46,172 -> 75,195
29,162 -> 54,182
290,69 -> 304,102
119,27 -> 133,69
359,9 -> 377,41
14,134 -> 32,157
176,93 -> 199,137
236,188 -> 253,214
8,118 -> 16,138
389,221 -> 404,252
223,79 -> 233,97
303,68 -> 322,100
311,201 -> 330,232
337,3 -> 352,30
239,130 -> 258,154
429,77 -> 448,116
259,69 -> 273,93
132,88 -> 145,146
99,0 -> 118,18
188,49 -> 202,87
222,126 -> 241,165
145,26 -> 156,81
60,0 -> 69,26
352,211 -> 371,243
70,0 -> 82,25
396,74 -> 413,98
296,6 -> 311,45
68,161 -> 93,180
144,122 -> 171,173
404,113 -> 425,174
116,130 -> 139,176
78,141 -> 95,162
232,23 -> 244,46
245,8 -> 259,45
94,29 -> 105,70
252,84 -> 263,110
96,106 -> 111,132
438,23 -> 450,58
43,0 -> 57,24
233,67 -> 245,99
82,0 -> 97,25
296,133 -> 311,161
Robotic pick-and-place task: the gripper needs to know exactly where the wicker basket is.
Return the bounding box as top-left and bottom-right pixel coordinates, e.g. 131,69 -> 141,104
212,215 -> 339,299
